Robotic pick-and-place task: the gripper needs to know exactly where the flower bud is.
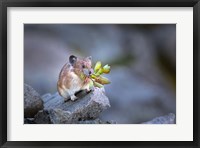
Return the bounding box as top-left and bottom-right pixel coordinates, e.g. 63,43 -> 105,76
94,61 -> 102,73
103,64 -> 111,74
96,68 -> 104,76
97,76 -> 111,84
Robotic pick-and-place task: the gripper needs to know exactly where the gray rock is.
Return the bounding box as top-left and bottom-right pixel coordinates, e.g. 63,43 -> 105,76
34,87 -> 110,124
24,118 -> 35,124
41,93 -> 52,103
34,110 -> 51,124
142,113 -> 175,124
78,118 -> 117,124
24,84 -> 43,118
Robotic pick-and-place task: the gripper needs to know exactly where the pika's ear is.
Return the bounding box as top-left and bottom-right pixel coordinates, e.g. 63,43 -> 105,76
69,55 -> 77,65
86,56 -> 92,61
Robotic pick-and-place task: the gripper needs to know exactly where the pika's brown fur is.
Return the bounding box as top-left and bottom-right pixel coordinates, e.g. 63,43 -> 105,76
57,55 -> 93,101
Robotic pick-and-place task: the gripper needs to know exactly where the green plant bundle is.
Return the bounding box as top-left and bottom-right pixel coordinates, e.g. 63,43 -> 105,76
90,61 -> 111,88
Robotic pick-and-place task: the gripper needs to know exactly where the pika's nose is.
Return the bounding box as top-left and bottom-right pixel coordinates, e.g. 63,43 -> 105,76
89,69 -> 93,75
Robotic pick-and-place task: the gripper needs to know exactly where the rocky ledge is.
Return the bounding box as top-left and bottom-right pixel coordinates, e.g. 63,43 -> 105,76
24,83 -> 175,124
24,83 -> 111,124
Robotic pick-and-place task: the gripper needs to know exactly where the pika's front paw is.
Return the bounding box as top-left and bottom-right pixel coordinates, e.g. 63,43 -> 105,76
86,88 -> 92,94
87,86 -> 94,93
70,95 -> 78,101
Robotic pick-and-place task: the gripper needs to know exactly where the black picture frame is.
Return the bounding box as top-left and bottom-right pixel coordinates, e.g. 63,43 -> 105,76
0,0 -> 199,147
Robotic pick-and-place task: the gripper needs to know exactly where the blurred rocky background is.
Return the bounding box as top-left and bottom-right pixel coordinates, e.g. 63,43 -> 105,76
24,24 -> 176,124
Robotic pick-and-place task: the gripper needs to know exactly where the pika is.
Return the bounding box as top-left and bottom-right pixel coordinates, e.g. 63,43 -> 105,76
57,55 -> 93,101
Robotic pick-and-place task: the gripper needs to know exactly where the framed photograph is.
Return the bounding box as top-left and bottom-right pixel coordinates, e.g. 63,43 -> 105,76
1,0 -> 199,147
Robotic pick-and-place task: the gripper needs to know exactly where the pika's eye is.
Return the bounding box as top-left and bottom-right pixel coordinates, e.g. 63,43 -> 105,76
82,65 -> 85,68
